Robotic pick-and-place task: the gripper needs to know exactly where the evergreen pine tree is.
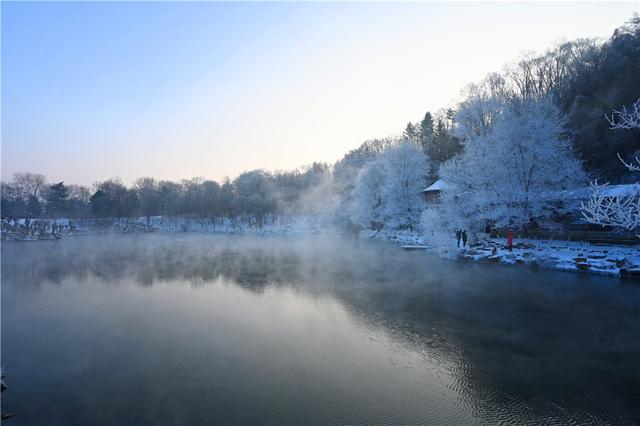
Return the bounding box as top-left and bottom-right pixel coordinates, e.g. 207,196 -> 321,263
419,112 -> 434,154
403,122 -> 420,144
44,182 -> 69,217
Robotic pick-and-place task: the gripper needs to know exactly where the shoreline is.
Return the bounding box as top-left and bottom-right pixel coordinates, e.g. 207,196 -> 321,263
362,229 -> 640,280
2,217 -> 639,279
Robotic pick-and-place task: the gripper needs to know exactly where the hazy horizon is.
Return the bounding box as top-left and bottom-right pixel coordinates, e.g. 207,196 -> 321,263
2,1 -> 638,186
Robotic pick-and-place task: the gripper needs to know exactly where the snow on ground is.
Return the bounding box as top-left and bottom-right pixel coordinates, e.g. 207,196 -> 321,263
362,229 -> 640,278
361,229 -> 427,246
0,215 -> 332,241
3,217 -> 638,278
453,238 -> 640,277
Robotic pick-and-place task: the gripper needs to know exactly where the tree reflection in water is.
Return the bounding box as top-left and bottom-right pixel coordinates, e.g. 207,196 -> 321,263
2,234 -> 639,425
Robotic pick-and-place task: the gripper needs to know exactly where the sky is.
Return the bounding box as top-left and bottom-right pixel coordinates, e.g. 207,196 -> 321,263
2,1 -> 638,186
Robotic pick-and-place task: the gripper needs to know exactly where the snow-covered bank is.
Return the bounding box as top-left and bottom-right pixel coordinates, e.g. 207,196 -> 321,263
362,229 -> 640,279
455,238 -> 640,278
0,216 -> 331,241
361,229 -> 428,246
3,217 -> 638,279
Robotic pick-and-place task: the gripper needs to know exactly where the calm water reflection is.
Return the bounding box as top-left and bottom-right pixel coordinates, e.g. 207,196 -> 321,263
2,234 -> 639,425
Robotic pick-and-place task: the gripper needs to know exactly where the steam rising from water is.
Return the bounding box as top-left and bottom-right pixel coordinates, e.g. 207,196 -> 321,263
2,234 -> 638,425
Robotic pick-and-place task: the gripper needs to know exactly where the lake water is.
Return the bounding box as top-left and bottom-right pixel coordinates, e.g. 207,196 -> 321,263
1,234 -> 639,425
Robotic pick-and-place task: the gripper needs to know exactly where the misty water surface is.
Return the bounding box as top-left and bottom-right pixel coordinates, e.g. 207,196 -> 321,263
1,234 -> 639,425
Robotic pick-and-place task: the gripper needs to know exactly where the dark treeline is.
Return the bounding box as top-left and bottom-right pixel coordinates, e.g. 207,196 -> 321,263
2,16 -> 639,223
1,164 -> 330,225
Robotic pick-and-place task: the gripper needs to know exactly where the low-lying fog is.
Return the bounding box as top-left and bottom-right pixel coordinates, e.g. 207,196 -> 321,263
2,234 -> 639,425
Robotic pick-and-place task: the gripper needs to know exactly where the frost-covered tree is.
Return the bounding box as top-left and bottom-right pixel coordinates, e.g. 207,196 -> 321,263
234,170 -> 276,226
582,182 -> 640,232
350,160 -> 386,228
582,98 -> 640,232
349,140 -> 429,230
454,75 -> 508,140
333,138 -> 394,191
403,122 -> 420,144
441,95 -> 586,231
381,142 -> 429,229
605,98 -> 640,131
333,138 -> 394,225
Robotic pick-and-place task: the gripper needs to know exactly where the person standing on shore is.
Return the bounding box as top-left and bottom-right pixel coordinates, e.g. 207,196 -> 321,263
461,230 -> 468,248
507,231 -> 513,251
455,230 -> 461,247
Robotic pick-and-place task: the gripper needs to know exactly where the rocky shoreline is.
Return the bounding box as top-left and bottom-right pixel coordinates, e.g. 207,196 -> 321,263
363,229 -> 640,279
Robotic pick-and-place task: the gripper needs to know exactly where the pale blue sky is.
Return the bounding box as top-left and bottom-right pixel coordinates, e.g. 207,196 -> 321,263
2,1 -> 638,185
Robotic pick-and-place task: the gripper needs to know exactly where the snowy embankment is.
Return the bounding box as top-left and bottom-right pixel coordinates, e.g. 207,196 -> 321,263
4,217 -> 638,278
455,238 -> 640,278
362,229 -> 640,279
0,216 -> 330,241
361,229 -> 428,246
